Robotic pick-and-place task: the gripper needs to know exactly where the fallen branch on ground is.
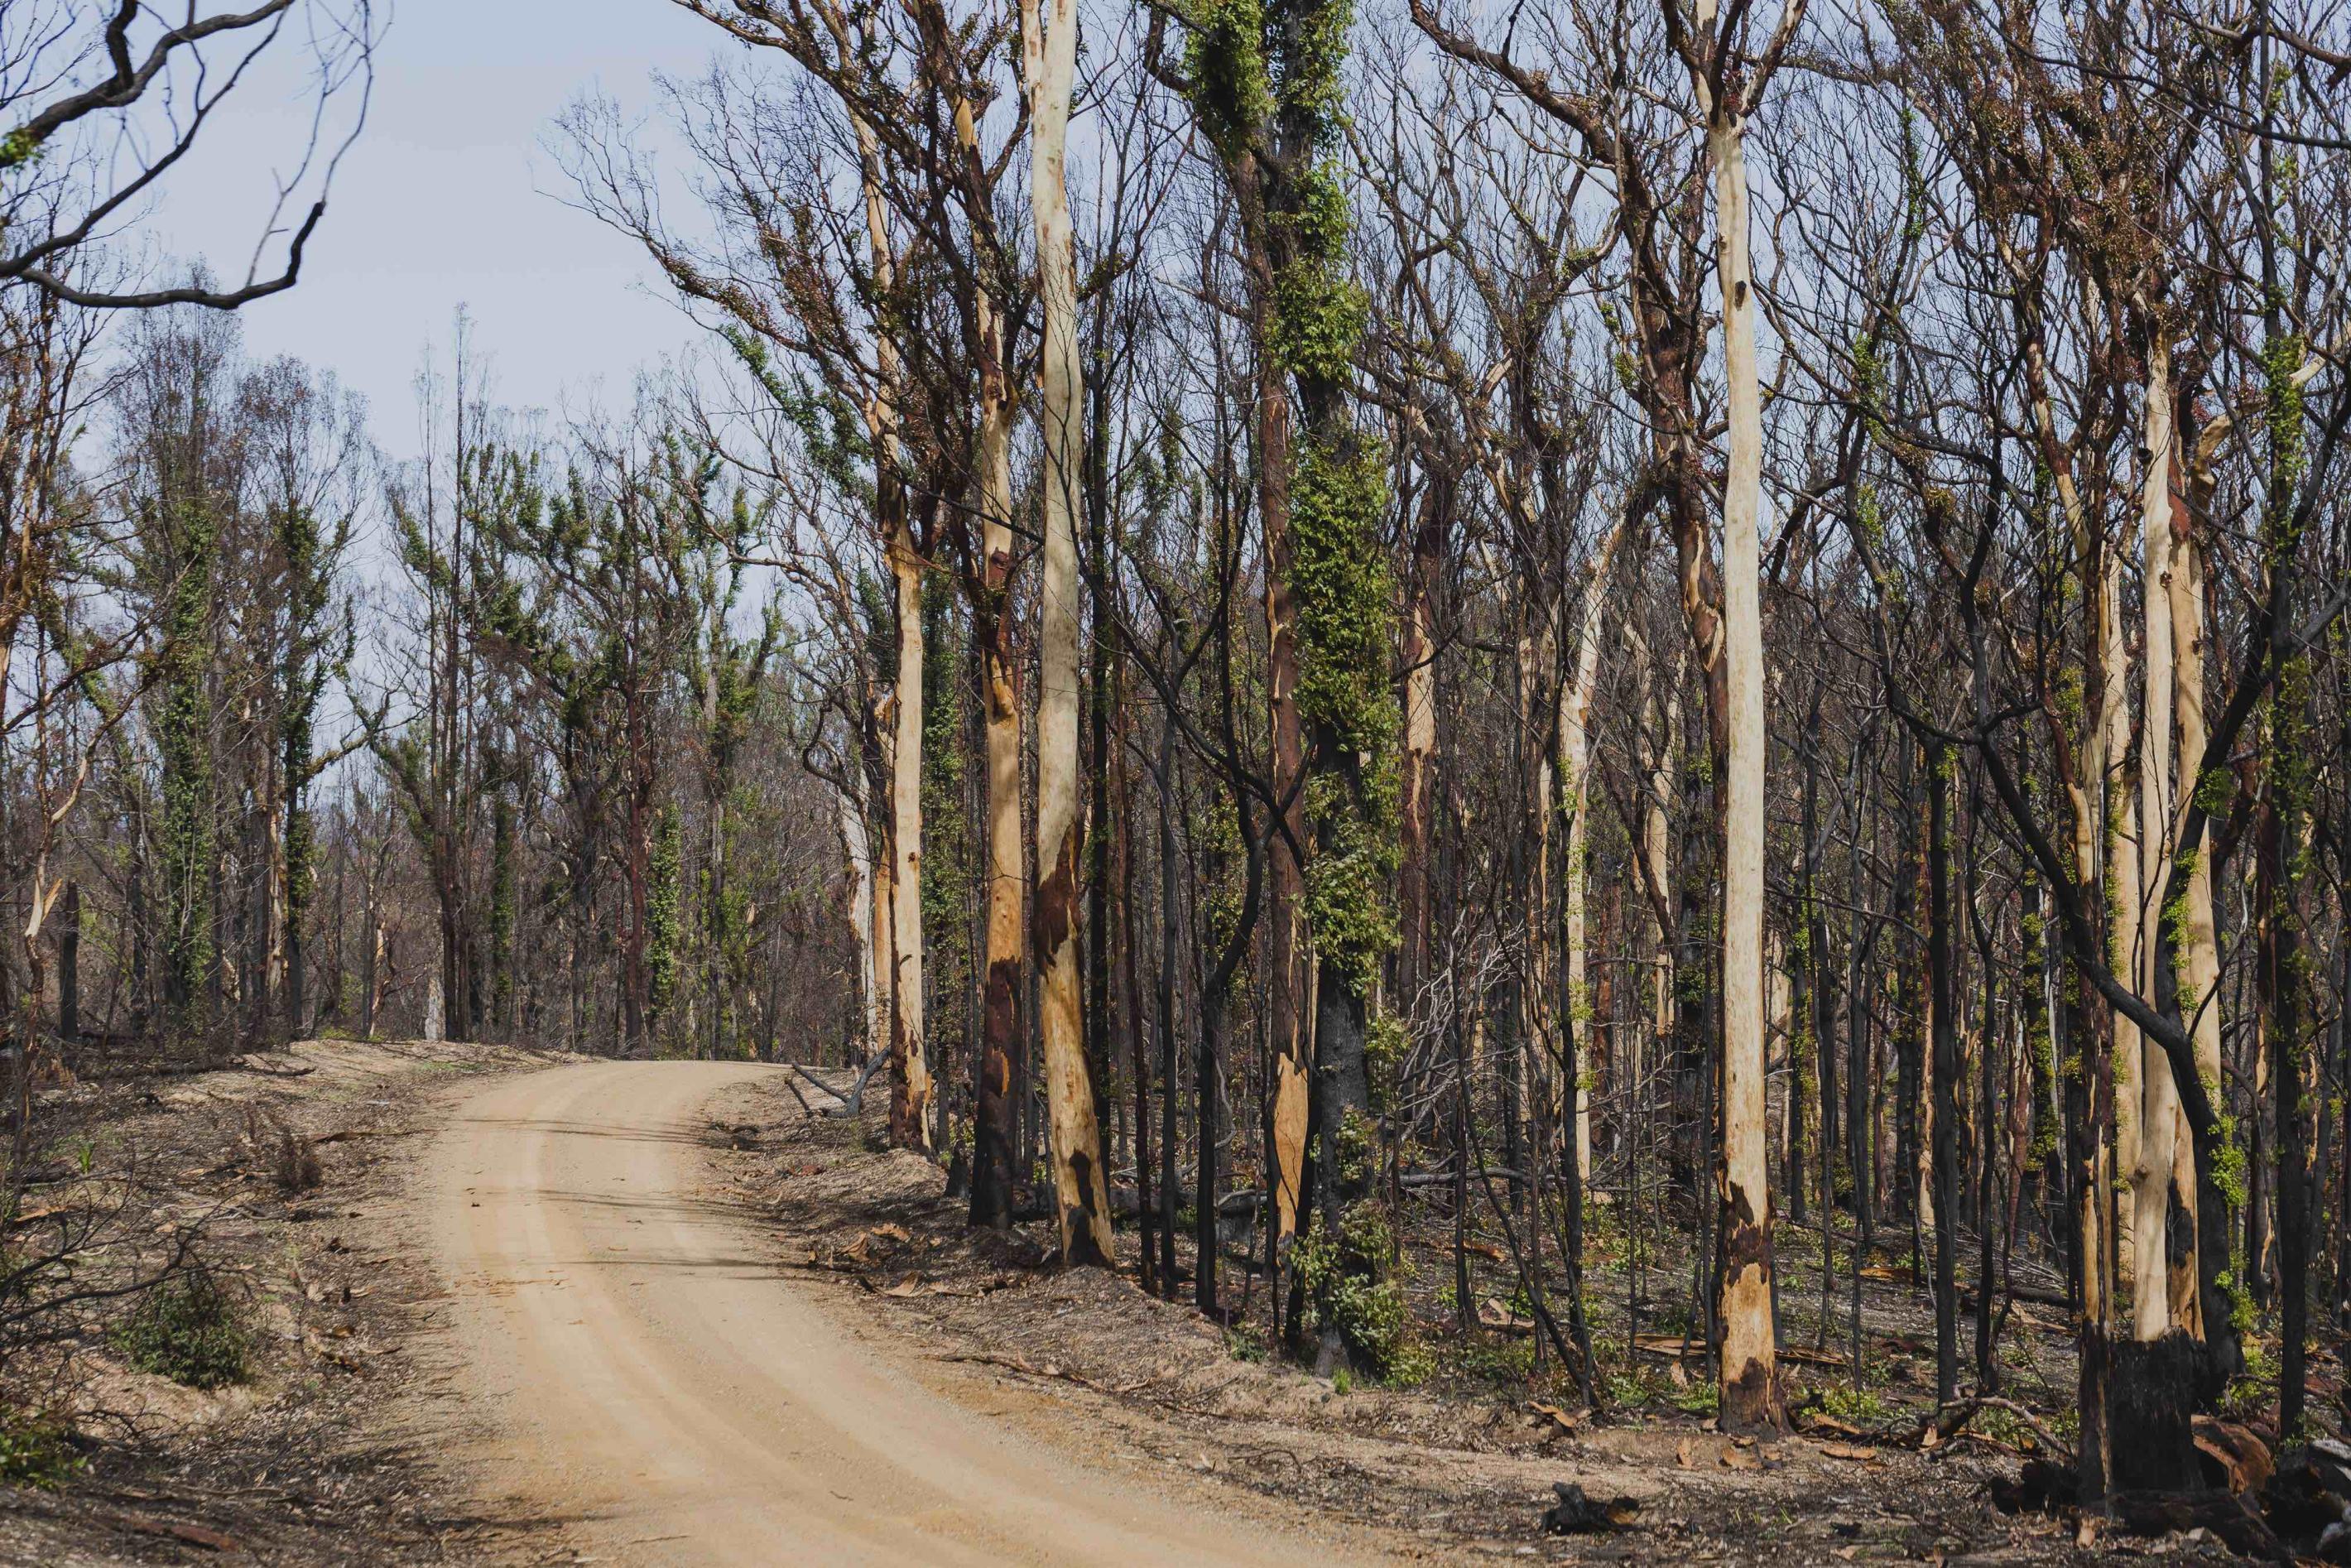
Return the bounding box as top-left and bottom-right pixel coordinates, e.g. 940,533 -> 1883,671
1926,1396 -> 2075,1462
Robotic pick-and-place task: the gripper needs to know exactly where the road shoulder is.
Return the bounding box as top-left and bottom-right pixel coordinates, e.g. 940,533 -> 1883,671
0,1037 -> 576,1567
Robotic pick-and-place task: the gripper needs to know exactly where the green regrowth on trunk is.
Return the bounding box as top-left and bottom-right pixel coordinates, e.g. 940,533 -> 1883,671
647,803 -> 683,1026
157,497 -> 219,1037
1184,0 -> 1400,1373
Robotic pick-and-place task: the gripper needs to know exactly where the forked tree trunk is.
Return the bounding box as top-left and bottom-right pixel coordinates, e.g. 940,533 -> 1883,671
1023,0 -> 1112,1265
1696,15 -> 1781,1431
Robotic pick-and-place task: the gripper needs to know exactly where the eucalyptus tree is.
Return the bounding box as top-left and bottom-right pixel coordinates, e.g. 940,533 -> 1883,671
118,310 -> 248,1043
1178,0 -> 1410,1373
238,357 -> 364,1040
375,341 -> 501,1044
1413,0 -> 1803,1430
1022,0 -> 1115,1263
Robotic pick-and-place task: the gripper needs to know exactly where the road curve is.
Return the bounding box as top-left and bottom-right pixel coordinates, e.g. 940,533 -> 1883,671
423,1060 -> 1349,1566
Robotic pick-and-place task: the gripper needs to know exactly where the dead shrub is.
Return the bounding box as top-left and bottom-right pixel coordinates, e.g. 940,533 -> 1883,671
242,1106 -> 321,1193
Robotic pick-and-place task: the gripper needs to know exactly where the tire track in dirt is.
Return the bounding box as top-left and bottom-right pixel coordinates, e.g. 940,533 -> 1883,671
423,1060 -> 1380,1566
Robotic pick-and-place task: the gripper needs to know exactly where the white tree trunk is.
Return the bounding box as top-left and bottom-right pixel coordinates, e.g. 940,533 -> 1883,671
2100,535 -> 2142,1282
839,768 -> 885,1060
1558,518 -> 1625,1182
1697,24 -> 1780,1428
1637,632 -> 1680,1116
1022,0 -> 1112,1264
845,73 -> 933,1149
2130,334 -> 2177,1342
886,535 -> 930,1144
1517,618 -> 1556,1143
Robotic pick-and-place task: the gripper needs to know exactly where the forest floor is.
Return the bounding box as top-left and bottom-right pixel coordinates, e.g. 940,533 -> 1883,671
717,1069 -> 2243,1565
0,1035 -> 576,1566
0,1046 -> 2258,1565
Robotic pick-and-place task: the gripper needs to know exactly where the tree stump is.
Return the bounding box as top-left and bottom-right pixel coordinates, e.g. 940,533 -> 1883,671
2108,1330 -> 2203,1493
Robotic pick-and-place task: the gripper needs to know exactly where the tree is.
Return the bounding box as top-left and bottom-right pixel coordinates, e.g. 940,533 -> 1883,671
1023,0 -> 1113,1263
0,0 -> 373,309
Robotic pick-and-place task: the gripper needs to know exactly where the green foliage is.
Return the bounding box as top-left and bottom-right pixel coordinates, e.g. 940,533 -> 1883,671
1303,777 -> 1400,993
1851,333 -> 1888,447
1280,0 -> 1356,129
113,1268 -> 252,1391
1292,431 -> 1399,990
1816,1380 -> 1890,1426
721,329 -> 873,506
1290,436 -> 1392,749
2262,330 -> 2308,493
1271,166 -> 1368,381
0,1406 -> 83,1488
1181,0 -> 1271,160
0,128 -> 40,171
1598,1367 -> 1651,1408
647,805 -> 684,1021
1668,1377 -> 1719,1416
153,491 -> 219,1036
1332,1104 -> 1377,1190
1363,1011 -> 1406,1112
1897,109 -> 1929,243
1295,1200 -> 1414,1378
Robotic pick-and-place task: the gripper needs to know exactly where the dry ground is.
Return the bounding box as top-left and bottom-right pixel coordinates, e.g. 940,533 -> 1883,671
0,1037 -> 577,1566
709,1068 -> 2232,1565
0,1047 -> 2250,1565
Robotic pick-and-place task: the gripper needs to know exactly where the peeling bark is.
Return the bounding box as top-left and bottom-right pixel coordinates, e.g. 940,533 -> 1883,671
2130,334 -> 2180,1342
1023,0 -> 1111,1266
1695,1 -> 1781,1431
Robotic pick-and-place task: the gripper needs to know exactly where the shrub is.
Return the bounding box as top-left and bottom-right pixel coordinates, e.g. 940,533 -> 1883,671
1295,1202 -> 1419,1380
245,1106 -> 320,1193
113,1267 -> 252,1390
1666,1374 -> 1719,1416
0,1405 -> 84,1488
1815,1379 -> 1890,1426
1599,1367 -> 1652,1408
1434,1330 -> 1536,1388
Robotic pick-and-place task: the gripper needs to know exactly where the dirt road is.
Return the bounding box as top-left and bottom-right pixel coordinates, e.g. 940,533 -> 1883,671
425,1061 -> 1369,1566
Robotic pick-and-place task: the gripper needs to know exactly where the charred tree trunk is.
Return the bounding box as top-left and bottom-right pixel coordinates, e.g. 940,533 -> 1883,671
1926,737 -> 1960,1405
55,882 -> 78,1043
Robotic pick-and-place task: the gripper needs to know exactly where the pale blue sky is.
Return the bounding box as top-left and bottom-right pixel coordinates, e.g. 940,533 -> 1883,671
155,0 -> 726,457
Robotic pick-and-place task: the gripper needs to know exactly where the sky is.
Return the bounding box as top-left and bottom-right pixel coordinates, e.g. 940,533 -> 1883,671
147,0 -> 730,459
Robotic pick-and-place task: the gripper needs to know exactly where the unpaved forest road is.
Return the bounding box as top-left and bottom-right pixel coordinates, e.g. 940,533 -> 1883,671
427,1061 -> 1365,1566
